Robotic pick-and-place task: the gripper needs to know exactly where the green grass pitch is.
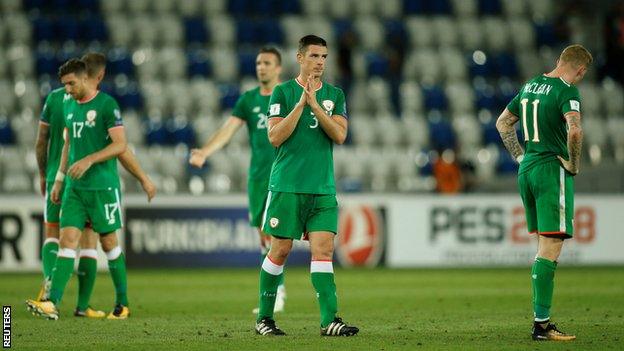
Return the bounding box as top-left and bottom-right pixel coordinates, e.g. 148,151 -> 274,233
2,267 -> 623,350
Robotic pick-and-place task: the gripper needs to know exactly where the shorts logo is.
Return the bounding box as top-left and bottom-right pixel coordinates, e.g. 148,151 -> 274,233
86,110 -> 97,127
570,100 -> 580,111
269,104 -> 280,116
322,100 -> 334,115
270,217 -> 279,228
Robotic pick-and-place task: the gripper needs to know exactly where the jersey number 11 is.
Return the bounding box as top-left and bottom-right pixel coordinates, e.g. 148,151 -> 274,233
520,98 -> 540,142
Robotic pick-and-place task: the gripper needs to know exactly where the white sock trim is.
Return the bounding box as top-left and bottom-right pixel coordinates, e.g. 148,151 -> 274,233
261,256 -> 284,276
311,260 -> 334,273
58,248 -> 77,259
43,238 -> 60,245
79,249 -> 98,259
534,317 -> 550,323
106,246 -> 122,260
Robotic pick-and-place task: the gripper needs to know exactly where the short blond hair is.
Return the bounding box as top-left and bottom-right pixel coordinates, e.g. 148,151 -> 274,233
559,44 -> 593,68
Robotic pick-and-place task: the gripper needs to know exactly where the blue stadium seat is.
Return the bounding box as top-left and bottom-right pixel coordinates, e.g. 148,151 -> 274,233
474,85 -> 498,111
56,17 -> 81,41
422,85 -> 448,111
367,53 -> 390,77
468,52 -> 494,78
479,0 -> 502,15
333,20 -> 353,39
56,46 -> 79,66
77,0 -> 100,13
52,0 -> 71,10
481,120 -> 501,146
145,117 -> 169,145
219,84 -> 240,109
238,51 -> 257,77
116,82 -> 143,110
81,16 -> 108,42
108,49 -> 134,77
24,0 -> 46,10
33,16 -> 55,42
497,147 -> 518,174
167,118 -> 196,146
228,0 -> 250,16
184,18 -> 208,44
534,22 -> 557,47
236,19 -> 258,45
187,50 -> 212,77
492,52 -> 518,78
0,117 -> 15,145
98,81 -> 114,96
428,0 -> 451,14
418,150 -> 435,176
36,49 -> 60,76
385,20 -> 407,45
280,0 -> 301,14
428,119 -> 455,150
258,19 -> 284,45
403,0 -> 426,14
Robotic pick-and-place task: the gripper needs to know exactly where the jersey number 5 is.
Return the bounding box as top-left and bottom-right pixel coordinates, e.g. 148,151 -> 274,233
520,98 -> 540,142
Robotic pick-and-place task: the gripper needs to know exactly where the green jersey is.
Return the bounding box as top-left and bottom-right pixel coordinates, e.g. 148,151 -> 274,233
267,79 -> 347,194
507,75 -> 581,174
231,87 -> 274,181
63,92 -> 123,190
40,88 -> 71,182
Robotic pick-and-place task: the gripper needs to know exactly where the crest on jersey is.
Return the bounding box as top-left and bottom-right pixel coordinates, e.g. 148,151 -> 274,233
86,110 -> 97,127
322,100 -> 334,114
270,217 -> 279,228
66,113 -> 73,120
253,106 -> 261,113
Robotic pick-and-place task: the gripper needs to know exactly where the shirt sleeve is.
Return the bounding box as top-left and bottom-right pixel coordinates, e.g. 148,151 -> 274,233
231,92 -> 247,121
506,91 -> 521,117
559,86 -> 581,115
267,85 -> 286,118
40,94 -> 53,124
333,88 -> 348,119
104,97 -> 123,130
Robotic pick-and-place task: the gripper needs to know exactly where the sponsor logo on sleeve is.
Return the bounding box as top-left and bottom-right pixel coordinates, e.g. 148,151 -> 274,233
269,104 -> 280,116
570,100 -> 580,112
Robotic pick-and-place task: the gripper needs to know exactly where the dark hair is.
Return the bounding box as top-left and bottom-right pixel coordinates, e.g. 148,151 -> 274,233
58,58 -> 87,79
81,52 -> 107,77
298,35 -> 327,54
258,47 -> 282,65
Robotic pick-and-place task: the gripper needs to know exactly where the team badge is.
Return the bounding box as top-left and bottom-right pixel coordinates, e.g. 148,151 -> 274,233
322,100 -> 334,114
270,217 -> 279,228
86,110 -> 97,127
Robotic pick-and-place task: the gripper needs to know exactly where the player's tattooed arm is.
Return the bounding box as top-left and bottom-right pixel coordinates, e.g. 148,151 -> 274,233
496,108 -> 524,162
558,111 -> 583,175
35,122 -> 50,194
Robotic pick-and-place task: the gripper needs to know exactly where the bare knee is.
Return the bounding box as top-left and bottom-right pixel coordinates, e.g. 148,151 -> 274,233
268,237 -> 292,264
99,232 -> 119,252
45,225 -> 59,239
309,232 -> 335,261
80,228 -> 99,249
537,236 -> 564,261
59,227 -> 81,250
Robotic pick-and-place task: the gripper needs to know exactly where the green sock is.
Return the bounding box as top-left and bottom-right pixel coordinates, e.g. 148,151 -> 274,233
257,256 -> 283,322
76,255 -> 97,311
49,250 -> 76,305
311,261 -> 338,327
41,239 -> 59,279
532,257 -> 557,321
107,249 -> 129,306
260,252 -> 285,287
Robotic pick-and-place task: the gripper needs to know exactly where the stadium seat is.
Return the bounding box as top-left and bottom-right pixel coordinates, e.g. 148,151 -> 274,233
366,52 -> 389,77
432,16 -> 458,48
81,16 -> 108,43
210,47 -> 238,81
0,116 -> 15,145
329,0 -> 351,18
482,17 -> 508,51
355,17 -> 384,51
187,49 -> 211,77
452,113 -> 482,150
578,83 -> 602,116
377,0 -> 401,18
116,81 -> 143,110
158,15 -> 184,47
440,47 -> 467,82
607,115 -> 624,163
401,115 -> 430,149
219,83 -> 240,109
108,48 -> 134,77
177,0 -> 200,16
446,82 -> 474,114
501,0 -> 526,17
202,0 -> 227,16
601,81 -> 624,115
257,19 -> 284,45
496,146 -> 518,174
451,0 -> 477,17
5,14 -> 32,44
422,84 -> 448,111
492,52 -> 518,78
457,18 -> 484,51
7,45 -> 34,78
153,0 -> 174,14
405,16 -> 433,47
134,15 -> 158,47
428,111 -> 455,150
56,17 -> 80,42
508,19 -> 535,51
479,0 -> 502,15
534,21 -> 557,47
167,115 -> 195,147
106,15 -> 132,47
33,16 -> 55,42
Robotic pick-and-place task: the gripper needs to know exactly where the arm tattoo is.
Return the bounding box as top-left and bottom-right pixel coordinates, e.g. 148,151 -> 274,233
35,128 -> 49,176
496,112 -> 524,161
566,113 -> 583,171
